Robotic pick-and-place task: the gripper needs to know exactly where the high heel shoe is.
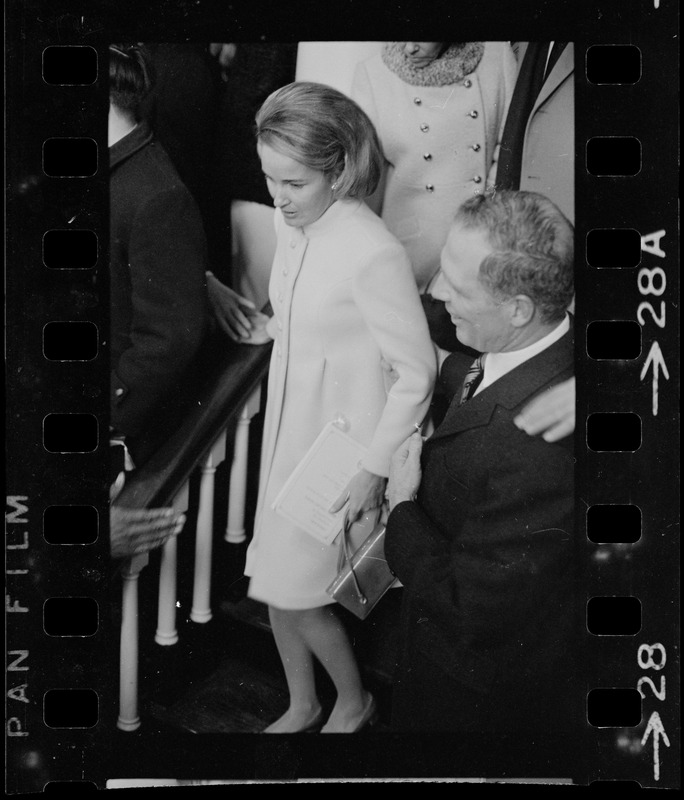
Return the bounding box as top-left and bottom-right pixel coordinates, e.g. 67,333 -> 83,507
321,693 -> 379,733
261,707 -> 325,734
351,693 -> 379,732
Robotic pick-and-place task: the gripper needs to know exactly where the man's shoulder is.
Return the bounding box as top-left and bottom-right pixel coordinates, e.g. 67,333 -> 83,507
113,139 -> 193,207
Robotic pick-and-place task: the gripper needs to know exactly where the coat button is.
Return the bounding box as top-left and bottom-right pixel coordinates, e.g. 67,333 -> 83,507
420,123 -> 430,132
423,153 -> 432,161
425,184 -> 435,192
277,292 -> 284,302
471,143 -> 481,152
115,388 -> 124,397
277,347 -> 282,356
289,240 -> 296,248
277,320 -> 283,330
282,268 -> 288,276
413,96 -> 422,105
468,110 -> 479,118
473,175 -> 482,184
463,78 -> 473,88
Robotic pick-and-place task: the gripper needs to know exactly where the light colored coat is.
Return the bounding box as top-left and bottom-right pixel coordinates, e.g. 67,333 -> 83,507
516,42 -> 574,223
352,42 -> 517,290
245,200 -> 436,609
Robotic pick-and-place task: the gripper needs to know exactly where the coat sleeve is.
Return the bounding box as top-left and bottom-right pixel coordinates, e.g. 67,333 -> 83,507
351,241 -> 437,476
111,185 -> 209,438
385,431 -> 574,644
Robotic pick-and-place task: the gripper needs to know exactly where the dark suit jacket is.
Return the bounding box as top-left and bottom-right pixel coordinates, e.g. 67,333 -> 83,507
385,322 -> 577,731
110,121 -> 208,465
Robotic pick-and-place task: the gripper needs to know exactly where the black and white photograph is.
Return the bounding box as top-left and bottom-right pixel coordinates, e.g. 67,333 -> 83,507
5,0 -> 679,792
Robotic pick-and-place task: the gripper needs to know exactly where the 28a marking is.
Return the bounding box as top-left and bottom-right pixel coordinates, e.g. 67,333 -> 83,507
638,231 -> 670,416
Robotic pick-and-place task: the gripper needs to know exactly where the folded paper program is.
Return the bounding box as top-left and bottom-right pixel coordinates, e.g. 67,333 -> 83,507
271,422 -> 367,545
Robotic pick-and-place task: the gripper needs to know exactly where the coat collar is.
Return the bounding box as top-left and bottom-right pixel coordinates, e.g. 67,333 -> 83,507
297,198 -> 364,239
109,120 -> 154,171
430,317 -> 574,441
533,44 -> 573,112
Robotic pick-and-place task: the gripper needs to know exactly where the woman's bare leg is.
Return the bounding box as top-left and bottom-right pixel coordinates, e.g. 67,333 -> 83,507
298,606 -> 373,733
266,605 -> 373,733
264,606 -> 322,732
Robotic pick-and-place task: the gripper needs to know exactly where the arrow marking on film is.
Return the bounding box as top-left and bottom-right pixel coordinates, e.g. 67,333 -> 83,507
641,711 -> 670,782
640,340 -> 670,416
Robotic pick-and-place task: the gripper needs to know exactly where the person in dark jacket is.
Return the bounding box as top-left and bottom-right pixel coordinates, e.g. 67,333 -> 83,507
385,190 -> 579,733
109,43 -> 209,467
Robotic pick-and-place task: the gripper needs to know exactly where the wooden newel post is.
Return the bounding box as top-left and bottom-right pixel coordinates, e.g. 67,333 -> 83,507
225,385 -> 262,544
155,481 -> 189,646
117,552 -> 149,731
191,431 -> 227,623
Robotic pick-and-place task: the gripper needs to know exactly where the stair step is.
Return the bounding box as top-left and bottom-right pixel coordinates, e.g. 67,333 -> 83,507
219,596 -> 272,632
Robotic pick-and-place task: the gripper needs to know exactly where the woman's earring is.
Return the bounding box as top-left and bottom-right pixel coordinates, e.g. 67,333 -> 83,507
331,182 -> 337,191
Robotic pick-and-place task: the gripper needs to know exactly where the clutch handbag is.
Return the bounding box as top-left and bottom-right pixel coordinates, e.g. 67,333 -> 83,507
326,512 -> 396,620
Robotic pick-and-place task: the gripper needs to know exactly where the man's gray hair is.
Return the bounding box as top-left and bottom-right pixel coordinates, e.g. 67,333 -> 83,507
454,190 -> 574,323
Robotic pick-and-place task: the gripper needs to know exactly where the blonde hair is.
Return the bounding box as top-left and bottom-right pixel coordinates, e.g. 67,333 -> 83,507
255,82 -> 383,200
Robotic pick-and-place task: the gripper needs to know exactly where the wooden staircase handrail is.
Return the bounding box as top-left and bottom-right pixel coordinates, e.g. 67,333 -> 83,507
115,336 -> 272,511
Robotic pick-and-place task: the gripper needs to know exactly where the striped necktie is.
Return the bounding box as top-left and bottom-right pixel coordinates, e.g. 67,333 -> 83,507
459,355 -> 485,405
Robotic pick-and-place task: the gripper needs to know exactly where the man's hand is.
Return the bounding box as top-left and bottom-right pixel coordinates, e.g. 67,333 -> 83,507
388,431 -> 423,511
514,376 -> 575,442
110,506 -> 185,560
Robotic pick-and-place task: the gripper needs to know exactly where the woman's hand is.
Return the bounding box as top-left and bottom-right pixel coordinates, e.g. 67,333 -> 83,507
388,431 -> 423,510
330,468 -> 387,525
514,376 -> 575,442
206,273 -> 258,341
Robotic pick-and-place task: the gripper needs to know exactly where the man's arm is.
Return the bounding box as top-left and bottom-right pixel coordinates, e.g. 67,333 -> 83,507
386,432 -> 574,643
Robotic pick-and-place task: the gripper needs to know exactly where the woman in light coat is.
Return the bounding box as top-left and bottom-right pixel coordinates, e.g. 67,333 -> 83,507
352,42 -> 517,293
242,82 -> 436,733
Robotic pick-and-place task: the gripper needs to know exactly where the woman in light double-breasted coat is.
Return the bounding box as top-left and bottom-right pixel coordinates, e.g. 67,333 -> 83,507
352,42 -> 517,293
242,82 -> 436,734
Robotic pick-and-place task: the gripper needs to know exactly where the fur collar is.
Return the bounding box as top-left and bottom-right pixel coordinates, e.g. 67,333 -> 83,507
381,42 -> 485,87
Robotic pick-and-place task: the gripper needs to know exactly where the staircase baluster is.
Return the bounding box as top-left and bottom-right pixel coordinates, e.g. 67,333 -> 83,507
225,385 -> 262,544
155,481 -> 189,645
117,552 -> 148,731
191,430 -> 227,623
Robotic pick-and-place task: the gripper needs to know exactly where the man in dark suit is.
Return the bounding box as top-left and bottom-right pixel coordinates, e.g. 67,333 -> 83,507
109,44 -> 209,467
385,189 -> 577,732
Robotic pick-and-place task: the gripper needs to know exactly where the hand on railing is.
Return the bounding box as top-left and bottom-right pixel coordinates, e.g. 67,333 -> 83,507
206,271 -> 269,342
110,505 -> 185,559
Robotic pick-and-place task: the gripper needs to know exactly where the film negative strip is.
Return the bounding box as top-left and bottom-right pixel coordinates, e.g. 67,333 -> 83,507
5,0 -> 679,792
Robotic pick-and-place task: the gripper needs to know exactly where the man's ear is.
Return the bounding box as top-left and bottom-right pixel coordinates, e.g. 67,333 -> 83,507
509,294 -> 535,327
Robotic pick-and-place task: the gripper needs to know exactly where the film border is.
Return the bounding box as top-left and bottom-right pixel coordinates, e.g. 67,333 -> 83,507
5,0 -> 680,791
